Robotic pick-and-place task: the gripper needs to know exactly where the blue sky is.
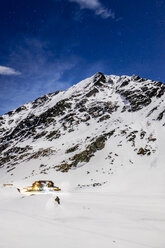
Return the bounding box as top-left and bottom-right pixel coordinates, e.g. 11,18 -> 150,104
0,0 -> 165,115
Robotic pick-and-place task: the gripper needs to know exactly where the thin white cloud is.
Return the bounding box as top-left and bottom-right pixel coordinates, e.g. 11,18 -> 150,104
68,0 -> 115,19
0,66 -> 21,76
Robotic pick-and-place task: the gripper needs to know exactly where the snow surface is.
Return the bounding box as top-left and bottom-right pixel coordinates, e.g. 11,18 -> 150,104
0,187 -> 165,248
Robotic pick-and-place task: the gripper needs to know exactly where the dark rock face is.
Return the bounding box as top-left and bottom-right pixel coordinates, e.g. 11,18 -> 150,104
157,85 -> 165,98
46,130 -> 61,141
117,77 -> 165,112
137,147 -> 151,156
157,110 -> 165,120
99,114 -> 110,122
93,72 -> 106,86
75,99 -> 88,109
6,111 -> 14,116
140,130 -> 146,139
15,106 -> 27,113
0,143 -> 9,153
88,102 -> 119,118
147,107 -> 158,117
0,98 -> 71,146
120,79 -> 130,88
34,131 -> 48,140
66,145 -> 79,154
32,91 -> 61,109
56,131 -> 115,172
0,146 -> 32,167
117,88 -> 152,111
131,74 -> 143,81
28,148 -> 55,160
86,87 -> 99,97
0,72 -> 164,173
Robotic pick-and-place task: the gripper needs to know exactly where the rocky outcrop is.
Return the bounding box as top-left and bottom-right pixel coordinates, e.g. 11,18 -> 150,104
0,72 -> 164,176
56,131 -> 114,172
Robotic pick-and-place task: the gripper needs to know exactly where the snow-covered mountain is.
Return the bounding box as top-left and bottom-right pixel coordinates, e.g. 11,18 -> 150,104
0,72 -> 165,192
1,72 -> 165,248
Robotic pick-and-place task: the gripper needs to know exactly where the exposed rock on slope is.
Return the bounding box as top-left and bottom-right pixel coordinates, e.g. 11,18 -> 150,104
0,72 -> 165,186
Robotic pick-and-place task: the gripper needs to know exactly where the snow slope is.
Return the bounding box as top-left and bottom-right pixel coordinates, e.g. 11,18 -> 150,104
0,72 -> 165,248
0,187 -> 165,248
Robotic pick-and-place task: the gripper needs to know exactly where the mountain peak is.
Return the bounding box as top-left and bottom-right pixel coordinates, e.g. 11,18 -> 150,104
0,72 -> 165,185
93,72 -> 106,86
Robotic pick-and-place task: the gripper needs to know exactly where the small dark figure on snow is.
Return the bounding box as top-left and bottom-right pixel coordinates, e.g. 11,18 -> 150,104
55,196 -> 60,205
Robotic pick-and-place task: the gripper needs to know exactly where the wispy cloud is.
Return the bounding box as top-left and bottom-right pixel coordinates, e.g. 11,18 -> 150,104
8,38 -> 77,91
68,0 -> 115,19
0,38 -> 79,115
0,66 -> 21,75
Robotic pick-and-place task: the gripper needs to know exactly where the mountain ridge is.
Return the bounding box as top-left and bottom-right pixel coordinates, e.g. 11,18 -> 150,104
0,72 -> 165,191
